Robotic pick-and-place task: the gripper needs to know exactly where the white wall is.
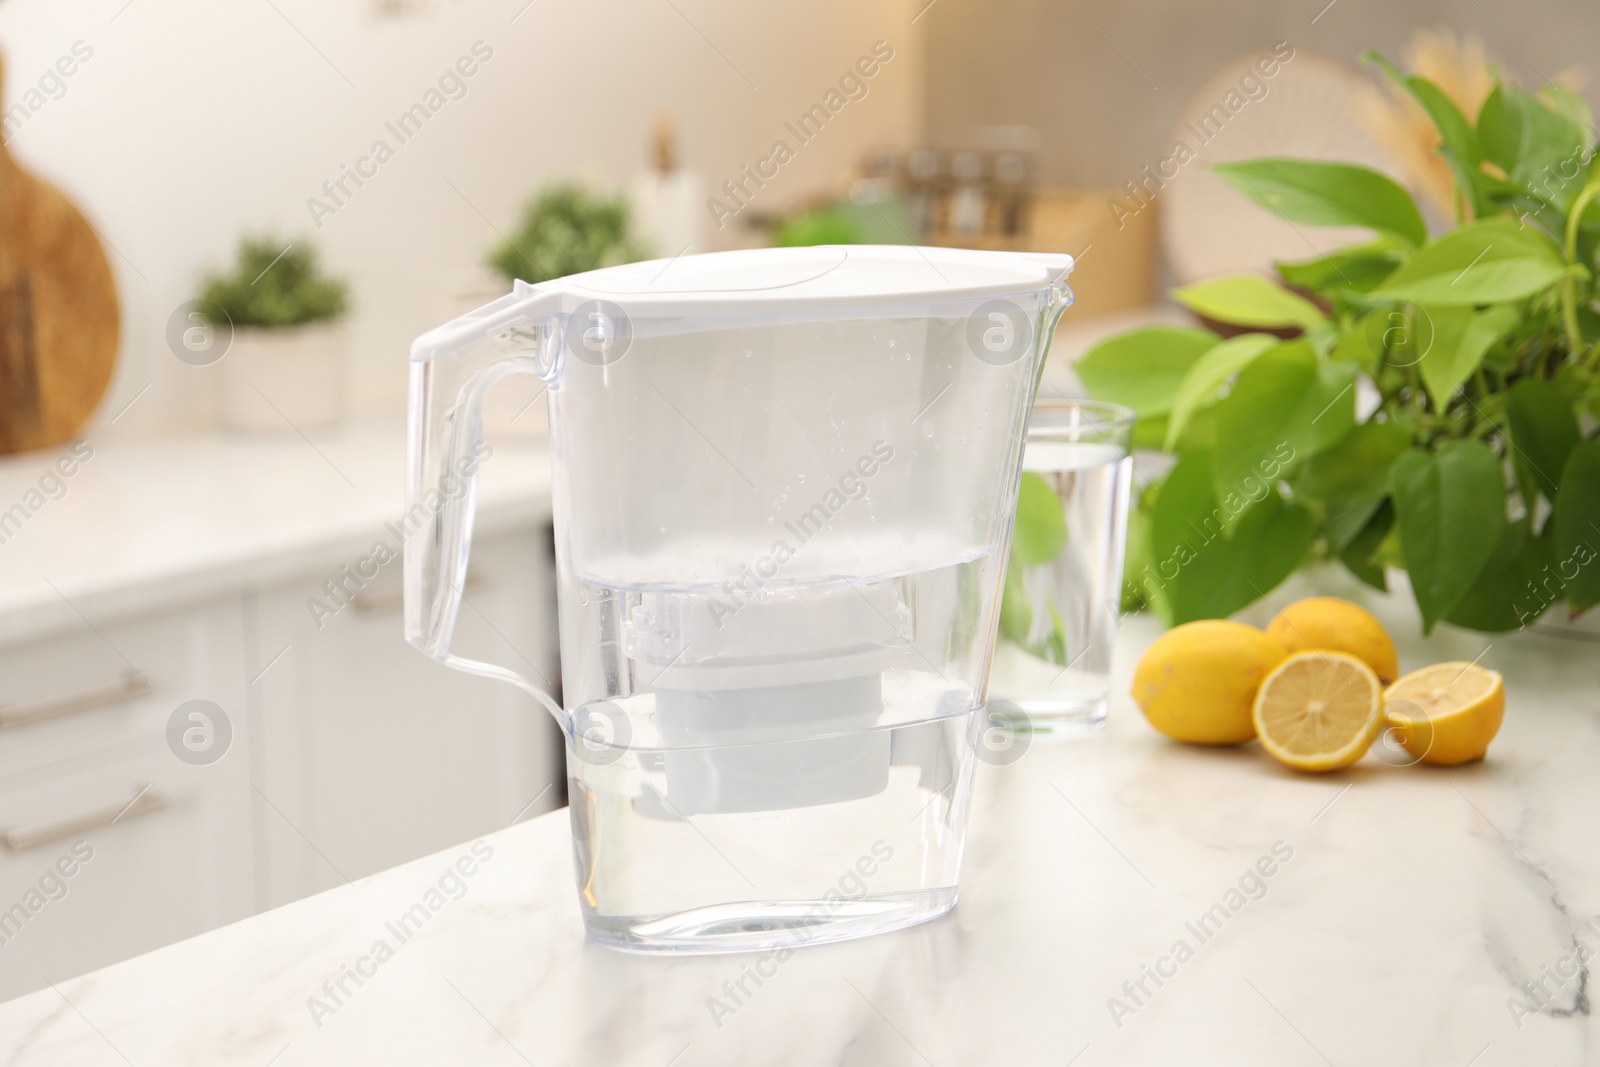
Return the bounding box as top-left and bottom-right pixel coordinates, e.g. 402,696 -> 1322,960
0,0 -> 925,435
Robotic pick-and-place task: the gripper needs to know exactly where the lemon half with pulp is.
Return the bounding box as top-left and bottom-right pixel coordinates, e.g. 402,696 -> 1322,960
1384,662 -> 1504,766
1253,650 -> 1384,773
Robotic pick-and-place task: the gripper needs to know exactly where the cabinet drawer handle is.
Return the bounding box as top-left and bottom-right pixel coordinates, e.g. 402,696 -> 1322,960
0,672 -> 153,729
2,785 -> 166,851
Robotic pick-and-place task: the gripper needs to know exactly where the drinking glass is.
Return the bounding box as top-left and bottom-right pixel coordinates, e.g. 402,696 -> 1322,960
987,400 -> 1134,736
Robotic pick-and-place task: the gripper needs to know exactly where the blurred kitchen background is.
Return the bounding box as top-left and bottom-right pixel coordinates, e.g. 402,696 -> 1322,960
0,0 -> 1593,999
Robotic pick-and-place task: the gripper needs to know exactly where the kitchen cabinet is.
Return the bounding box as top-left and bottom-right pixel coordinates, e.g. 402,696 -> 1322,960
0,528 -> 561,1001
0,422 -> 562,1000
246,529 -> 563,908
0,600 -> 254,1002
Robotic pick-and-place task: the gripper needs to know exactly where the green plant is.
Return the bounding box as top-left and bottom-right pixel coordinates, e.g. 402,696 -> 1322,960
771,191 -> 915,247
1078,52 -> 1600,634
773,204 -> 865,247
488,184 -> 646,284
999,471 -> 1070,654
200,238 -> 347,329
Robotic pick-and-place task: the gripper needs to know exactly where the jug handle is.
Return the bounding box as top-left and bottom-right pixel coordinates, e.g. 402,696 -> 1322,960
403,285 -> 567,729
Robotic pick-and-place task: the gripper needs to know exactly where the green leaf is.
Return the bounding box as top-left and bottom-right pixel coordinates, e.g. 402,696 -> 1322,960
1541,83 -> 1595,136
1372,218 -> 1568,306
1162,333 -> 1278,450
1124,481 -> 1169,617
1209,343 -> 1357,512
1327,496 -> 1385,552
1010,471 -> 1068,565
1302,360 -> 1361,453
1362,52 -> 1488,217
1176,494 -> 1315,623
1148,452 -> 1223,561
1553,441 -> 1600,610
1477,84 -> 1586,192
1214,159 -> 1427,247
999,560 -> 1032,644
1144,458 -> 1216,624
1505,379 -> 1580,500
1148,451 -> 1314,623
1359,305 -> 1438,373
1172,275 -> 1328,331
1510,442 -> 1541,515
1478,85 -> 1522,173
1416,304 -> 1518,408
1120,498 -> 1154,613
1340,498 -> 1395,591
1277,244 -> 1403,296
1172,403 -> 1221,453
1303,319 -> 1340,354
1374,508 -> 1406,570
1131,414 -> 1169,451
1405,78 -> 1482,167
1391,440 -> 1508,632
1333,312 -> 1384,375
1075,326 -> 1218,416
1045,601 -> 1067,662
1405,78 -> 1487,206
1443,519 -> 1555,631
1208,345 -> 1314,506
1299,421 -> 1413,504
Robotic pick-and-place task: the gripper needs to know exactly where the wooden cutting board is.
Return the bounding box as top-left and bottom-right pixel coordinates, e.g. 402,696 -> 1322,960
0,50 -> 119,454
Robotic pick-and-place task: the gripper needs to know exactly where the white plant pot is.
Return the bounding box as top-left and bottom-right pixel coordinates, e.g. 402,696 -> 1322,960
218,323 -> 348,433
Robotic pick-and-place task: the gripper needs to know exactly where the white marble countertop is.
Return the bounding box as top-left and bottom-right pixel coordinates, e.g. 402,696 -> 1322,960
3,573 -> 1596,1066
0,418 -> 551,646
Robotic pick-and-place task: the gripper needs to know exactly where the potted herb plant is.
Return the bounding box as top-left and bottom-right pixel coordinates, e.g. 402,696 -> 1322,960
487,184 -> 646,285
202,237 -> 349,432
477,184 -> 646,440
1077,52 -> 1600,635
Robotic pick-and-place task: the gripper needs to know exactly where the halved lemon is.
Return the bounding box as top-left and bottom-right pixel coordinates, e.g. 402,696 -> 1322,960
1384,662 -> 1504,766
1253,651 -> 1384,773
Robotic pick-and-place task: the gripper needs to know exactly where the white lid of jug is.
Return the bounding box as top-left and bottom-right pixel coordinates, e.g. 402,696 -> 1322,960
529,244 -> 1072,312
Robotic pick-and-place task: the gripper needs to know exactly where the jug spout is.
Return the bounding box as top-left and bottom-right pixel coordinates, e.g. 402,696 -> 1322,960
1041,278 -> 1076,381
1030,253 -> 1075,320
1046,278 -> 1075,333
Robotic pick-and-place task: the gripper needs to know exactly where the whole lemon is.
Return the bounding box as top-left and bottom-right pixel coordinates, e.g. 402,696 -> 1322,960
1264,597 -> 1399,685
1132,620 -> 1288,744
